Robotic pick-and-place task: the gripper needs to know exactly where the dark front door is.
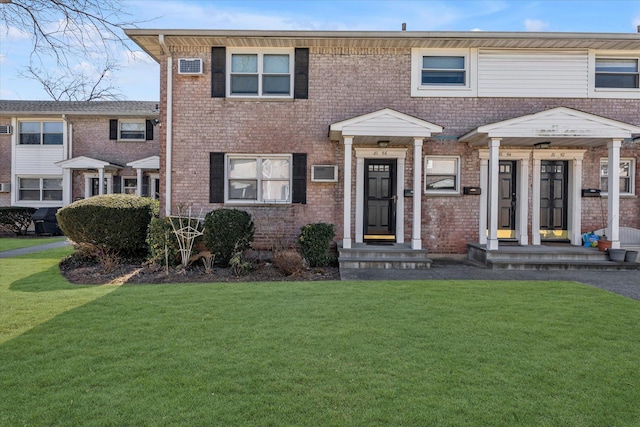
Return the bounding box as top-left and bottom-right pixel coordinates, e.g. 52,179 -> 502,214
540,160 -> 568,240
498,161 -> 517,239
364,159 -> 396,241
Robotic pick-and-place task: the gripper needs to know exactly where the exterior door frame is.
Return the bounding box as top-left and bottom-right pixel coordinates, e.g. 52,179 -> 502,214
364,158 -> 397,241
354,147 -> 407,245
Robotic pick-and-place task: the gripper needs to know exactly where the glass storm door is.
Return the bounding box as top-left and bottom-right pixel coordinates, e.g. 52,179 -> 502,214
540,160 -> 568,240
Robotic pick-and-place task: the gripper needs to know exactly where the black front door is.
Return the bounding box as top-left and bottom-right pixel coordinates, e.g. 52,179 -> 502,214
498,161 -> 517,239
364,159 -> 396,241
540,160 -> 568,240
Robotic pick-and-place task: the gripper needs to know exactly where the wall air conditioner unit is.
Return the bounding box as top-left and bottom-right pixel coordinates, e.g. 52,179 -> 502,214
178,58 -> 203,75
0,125 -> 12,134
0,183 -> 10,193
311,165 -> 339,182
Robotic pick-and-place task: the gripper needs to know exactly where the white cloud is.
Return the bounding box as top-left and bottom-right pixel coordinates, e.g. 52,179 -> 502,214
0,24 -> 31,41
524,19 -> 549,32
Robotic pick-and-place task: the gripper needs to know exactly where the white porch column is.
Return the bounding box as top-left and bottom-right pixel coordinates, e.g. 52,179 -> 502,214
531,157 -> 542,245
487,138 -> 501,250
570,158 -> 583,246
62,168 -> 72,206
411,139 -> 423,249
397,155 -> 405,244
342,136 -> 354,249
136,168 -> 143,196
478,157 -> 488,245
608,139 -> 622,249
98,168 -> 105,195
517,157 -> 529,245
355,156 -> 365,244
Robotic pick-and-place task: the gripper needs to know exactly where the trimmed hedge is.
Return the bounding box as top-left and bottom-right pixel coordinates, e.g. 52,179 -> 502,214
203,208 -> 254,267
298,222 -> 336,267
56,194 -> 157,259
0,207 -> 37,236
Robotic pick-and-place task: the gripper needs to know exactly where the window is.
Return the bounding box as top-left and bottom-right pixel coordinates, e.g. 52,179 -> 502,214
19,121 -> 63,145
119,121 -> 146,140
595,58 -> 639,89
424,157 -> 460,194
123,178 -> 137,195
18,177 -> 62,201
600,158 -> 635,195
422,56 -> 466,86
227,155 -> 291,203
228,50 -> 293,97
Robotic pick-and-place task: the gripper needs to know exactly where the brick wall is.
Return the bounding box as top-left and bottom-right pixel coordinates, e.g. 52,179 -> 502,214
161,45 -> 640,253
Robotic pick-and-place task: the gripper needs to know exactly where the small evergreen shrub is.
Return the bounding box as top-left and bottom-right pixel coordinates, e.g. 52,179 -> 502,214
0,207 -> 37,236
146,217 -> 181,266
297,222 -> 335,267
203,208 -> 255,267
56,194 -> 156,260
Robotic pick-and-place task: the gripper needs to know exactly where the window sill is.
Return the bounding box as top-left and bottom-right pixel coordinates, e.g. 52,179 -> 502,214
424,191 -> 461,197
225,97 -> 295,102
224,201 -> 291,206
599,194 -> 636,199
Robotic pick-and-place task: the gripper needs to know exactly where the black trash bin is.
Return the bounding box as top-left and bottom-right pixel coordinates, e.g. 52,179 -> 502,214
32,207 -> 62,236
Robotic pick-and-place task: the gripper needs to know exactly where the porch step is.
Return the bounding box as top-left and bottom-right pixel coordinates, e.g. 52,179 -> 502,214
468,243 -> 640,270
338,243 -> 432,270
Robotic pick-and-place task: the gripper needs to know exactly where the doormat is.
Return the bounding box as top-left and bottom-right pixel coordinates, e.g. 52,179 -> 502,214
366,242 -> 395,246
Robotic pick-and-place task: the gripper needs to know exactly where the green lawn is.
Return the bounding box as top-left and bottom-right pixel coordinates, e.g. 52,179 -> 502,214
0,236 -> 66,252
1,249 -> 639,426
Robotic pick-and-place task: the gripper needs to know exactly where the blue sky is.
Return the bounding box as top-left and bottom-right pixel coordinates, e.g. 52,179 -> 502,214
1,0 -> 640,101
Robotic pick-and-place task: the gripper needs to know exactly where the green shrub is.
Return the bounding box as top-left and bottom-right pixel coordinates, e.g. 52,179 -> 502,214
203,209 -> 254,267
298,222 -> 336,267
146,217 -> 181,266
56,194 -> 156,260
0,207 -> 37,236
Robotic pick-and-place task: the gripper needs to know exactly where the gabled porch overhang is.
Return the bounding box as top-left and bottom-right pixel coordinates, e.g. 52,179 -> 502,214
127,156 -> 160,197
55,156 -> 123,205
330,108 -> 443,250
460,107 -> 640,251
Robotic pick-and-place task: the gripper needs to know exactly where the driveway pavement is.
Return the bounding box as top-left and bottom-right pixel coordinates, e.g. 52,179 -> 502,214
0,240 -> 70,258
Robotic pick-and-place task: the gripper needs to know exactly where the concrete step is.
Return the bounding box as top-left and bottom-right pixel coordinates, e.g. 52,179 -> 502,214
487,259 -> 640,271
338,243 -> 432,270
339,256 -> 432,270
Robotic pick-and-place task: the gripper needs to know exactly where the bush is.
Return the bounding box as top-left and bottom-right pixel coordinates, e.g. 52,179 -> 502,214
56,194 -> 156,260
146,217 -> 181,266
272,250 -> 305,276
298,222 -> 336,267
203,208 -> 254,267
0,207 -> 36,236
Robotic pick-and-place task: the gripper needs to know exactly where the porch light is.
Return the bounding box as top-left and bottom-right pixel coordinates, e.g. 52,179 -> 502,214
534,141 -> 551,149
377,140 -> 390,148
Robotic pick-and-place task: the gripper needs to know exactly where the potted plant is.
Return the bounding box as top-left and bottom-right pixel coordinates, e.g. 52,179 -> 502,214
597,234 -> 612,252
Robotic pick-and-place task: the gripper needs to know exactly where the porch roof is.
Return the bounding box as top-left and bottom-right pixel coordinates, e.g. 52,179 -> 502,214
329,108 -> 443,145
460,107 -> 640,148
55,156 -> 123,170
126,155 -> 160,170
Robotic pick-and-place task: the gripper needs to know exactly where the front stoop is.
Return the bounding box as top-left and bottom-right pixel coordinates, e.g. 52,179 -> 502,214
338,243 -> 432,270
468,243 -> 640,270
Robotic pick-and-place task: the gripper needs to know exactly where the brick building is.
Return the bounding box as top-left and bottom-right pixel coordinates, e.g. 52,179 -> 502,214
0,101 -> 160,209
125,29 -> 640,255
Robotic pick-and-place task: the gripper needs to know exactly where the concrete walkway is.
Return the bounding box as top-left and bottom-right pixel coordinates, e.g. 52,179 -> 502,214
0,240 -> 70,258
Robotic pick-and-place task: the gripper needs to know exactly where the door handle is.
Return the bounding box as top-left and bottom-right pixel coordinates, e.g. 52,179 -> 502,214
391,195 -> 398,203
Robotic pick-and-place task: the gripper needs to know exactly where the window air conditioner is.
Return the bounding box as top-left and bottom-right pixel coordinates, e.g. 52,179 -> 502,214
311,165 -> 339,182
0,125 -> 12,134
0,183 -> 10,192
178,58 -> 203,75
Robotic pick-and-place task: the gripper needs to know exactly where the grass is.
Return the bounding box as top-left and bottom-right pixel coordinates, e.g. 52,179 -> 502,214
0,236 -> 66,252
1,249 -> 639,426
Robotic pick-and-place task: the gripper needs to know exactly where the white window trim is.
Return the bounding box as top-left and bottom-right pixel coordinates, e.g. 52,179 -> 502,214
424,156 -> 461,195
599,157 -> 635,196
15,175 -> 63,205
224,154 -> 293,204
17,120 -> 64,145
588,50 -> 640,99
83,173 -> 114,198
226,48 -> 294,99
411,48 -> 478,97
123,177 -> 138,195
118,119 -> 147,141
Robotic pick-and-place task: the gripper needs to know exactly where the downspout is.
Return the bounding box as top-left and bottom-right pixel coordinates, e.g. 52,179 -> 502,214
159,34 -> 173,216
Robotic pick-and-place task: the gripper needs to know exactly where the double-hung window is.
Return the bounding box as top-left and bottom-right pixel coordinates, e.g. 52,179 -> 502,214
119,120 -> 146,140
411,49 -> 476,97
18,177 -> 62,201
422,56 -> 466,86
600,158 -> 635,195
227,155 -> 291,203
229,49 -> 293,97
19,121 -> 63,145
424,156 -> 460,194
123,178 -> 138,194
595,58 -> 639,89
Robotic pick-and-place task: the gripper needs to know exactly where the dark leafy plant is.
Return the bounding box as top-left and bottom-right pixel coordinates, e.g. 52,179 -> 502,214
0,207 -> 37,236
56,194 -> 156,260
297,222 -> 336,267
146,217 -> 181,266
203,209 -> 255,267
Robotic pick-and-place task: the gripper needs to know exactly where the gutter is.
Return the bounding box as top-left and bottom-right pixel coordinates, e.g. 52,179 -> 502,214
159,34 -> 173,216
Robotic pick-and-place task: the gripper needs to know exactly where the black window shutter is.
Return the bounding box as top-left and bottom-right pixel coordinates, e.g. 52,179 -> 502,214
113,176 -> 121,194
142,175 -> 150,197
109,119 -> 118,140
294,48 -> 309,100
211,47 -> 226,98
210,152 -> 225,203
146,120 -> 154,140
292,153 -> 307,204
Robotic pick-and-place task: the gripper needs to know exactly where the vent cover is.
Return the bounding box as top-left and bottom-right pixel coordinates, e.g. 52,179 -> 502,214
0,125 -> 12,134
178,58 -> 203,75
0,183 -> 10,193
311,165 -> 338,182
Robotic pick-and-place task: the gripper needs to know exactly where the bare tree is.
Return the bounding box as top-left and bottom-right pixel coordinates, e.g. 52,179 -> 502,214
0,0 -> 148,100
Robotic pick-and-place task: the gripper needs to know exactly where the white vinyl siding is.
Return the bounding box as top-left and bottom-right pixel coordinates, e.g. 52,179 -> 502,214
14,145 -> 65,175
477,49 -> 588,97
